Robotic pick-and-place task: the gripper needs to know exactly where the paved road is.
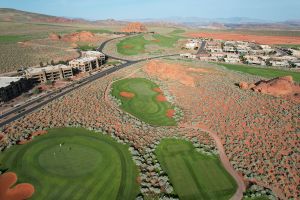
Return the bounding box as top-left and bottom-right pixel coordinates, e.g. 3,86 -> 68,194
0,35 -> 178,127
197,41 -> 207,54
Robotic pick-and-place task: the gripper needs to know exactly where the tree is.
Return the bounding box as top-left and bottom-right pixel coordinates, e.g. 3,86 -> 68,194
32,88 -> 41,95
51,60 -> 55,65
39,62 -> 43,67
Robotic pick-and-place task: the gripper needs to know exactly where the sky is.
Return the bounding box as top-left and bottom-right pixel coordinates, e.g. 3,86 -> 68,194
0,0 -> 299,21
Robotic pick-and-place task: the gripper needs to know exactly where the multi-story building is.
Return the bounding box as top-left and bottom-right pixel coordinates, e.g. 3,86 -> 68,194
69,51 -> 106,72
0,77 -> 32,102
24,64 -> 73,83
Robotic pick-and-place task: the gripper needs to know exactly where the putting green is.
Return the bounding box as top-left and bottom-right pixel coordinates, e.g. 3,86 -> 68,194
155,139 -> 237,200
111,78 -> 176,126
0,128 -> 140,200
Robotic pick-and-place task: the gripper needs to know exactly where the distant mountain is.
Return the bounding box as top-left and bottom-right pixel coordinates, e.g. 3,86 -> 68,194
0,8 -> 127,26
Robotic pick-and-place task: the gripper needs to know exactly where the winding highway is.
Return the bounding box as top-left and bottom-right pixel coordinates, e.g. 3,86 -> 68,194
0,35 -> 178,128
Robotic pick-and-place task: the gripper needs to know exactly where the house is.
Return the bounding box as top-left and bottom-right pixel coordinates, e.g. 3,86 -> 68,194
185,40 -> 200,50
224,54 -> 240,63
270,60 -> 289,67
224,46 -> 236,53
205,41 -> 223,52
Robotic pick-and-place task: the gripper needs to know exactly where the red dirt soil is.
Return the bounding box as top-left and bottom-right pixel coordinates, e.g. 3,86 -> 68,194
122,22 -> 148,33
0,172 -> 34,200
120,91 -> 135,99
240,76 -> 300,103
156,94 -> 167,102
166,109 -> 175,118
144,60 -> 211,87
187,32 -> 300,45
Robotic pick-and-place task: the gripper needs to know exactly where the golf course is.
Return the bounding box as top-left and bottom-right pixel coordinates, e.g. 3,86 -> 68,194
0,128 -> 139,200
111,78 -> 177,126
117,33 -> 182,55
155,139 -> 237,200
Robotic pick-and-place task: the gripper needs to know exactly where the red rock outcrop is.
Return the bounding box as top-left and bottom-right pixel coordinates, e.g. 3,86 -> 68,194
122,22 -> 147,33
240,76 -> 300,102
144,60 -> 211,87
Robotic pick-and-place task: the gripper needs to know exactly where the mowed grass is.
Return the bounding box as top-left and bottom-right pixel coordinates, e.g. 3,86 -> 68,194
219,63 -> 300,83
117,32 -> 182,55
112,78 -> 176,126
155,139 -> 237,200
0,127 -> 139,200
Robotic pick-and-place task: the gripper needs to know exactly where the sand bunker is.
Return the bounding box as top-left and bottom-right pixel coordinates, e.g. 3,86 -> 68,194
122,22 -> 147,33
120,92 -> 135,99
153,88 -> 163,93
156,94 -> 167,102
187,32 -> 300,45
166,109 -> 175,118
0,172 -> 34,200
144,60 -> 211,87
239,76 -> 300,102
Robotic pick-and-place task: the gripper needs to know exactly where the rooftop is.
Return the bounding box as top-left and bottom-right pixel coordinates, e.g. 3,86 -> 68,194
25,64 -> 71,74
69,57 -> 98,64
0,77 -> 23,88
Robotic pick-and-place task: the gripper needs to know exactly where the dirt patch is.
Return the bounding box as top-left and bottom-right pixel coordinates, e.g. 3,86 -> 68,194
166,109 -> 175,118
122,22 -> 148,33
187,32 -> 300,45
240,76 -> 300,102
144,60 -> 212,87
0,172 -> 34,200
156,94 -> 167,102
120,91 -> 135,99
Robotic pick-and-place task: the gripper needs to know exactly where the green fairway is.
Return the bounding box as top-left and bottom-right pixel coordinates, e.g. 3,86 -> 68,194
155,139 -> 237,200
219,63 -> 300,82
117,33 -> 182,55
111,78 -> 176,126
0,127 -> 139,200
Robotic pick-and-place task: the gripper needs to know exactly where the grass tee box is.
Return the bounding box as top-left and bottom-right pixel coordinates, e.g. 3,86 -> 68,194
112,78 -> 176,126
0,127 -> 139,200
155,139 -> 237,200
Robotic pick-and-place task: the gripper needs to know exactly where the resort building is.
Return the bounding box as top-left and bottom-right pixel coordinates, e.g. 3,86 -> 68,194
0,77 -> 32,102
24,64 -> 73,84
69,51 -> 106,72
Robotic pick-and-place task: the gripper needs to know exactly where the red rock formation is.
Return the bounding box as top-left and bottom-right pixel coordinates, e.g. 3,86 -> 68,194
122,22 -> 147,33
242,76 -> 300,102
144,60 -> 201,87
